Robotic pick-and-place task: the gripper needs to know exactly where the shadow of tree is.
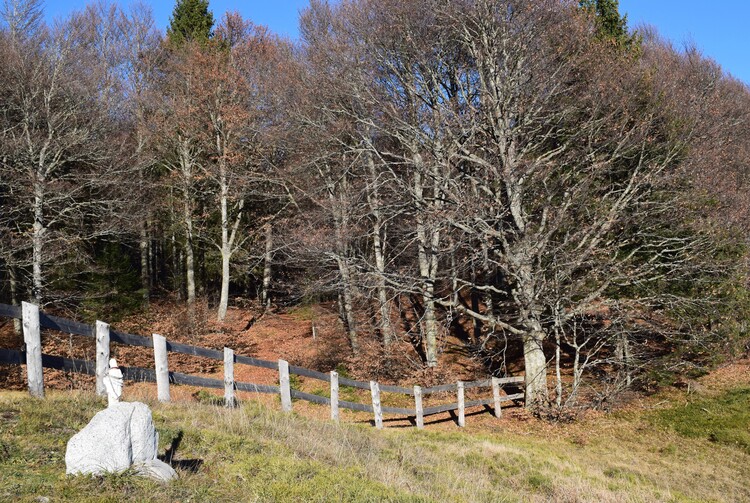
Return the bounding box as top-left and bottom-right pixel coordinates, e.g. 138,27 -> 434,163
159,430 -> 203,473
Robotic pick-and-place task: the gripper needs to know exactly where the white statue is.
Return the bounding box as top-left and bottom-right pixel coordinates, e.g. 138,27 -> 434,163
104,358 -> 124,407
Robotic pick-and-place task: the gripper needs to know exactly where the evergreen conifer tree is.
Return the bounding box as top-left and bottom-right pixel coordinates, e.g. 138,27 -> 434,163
579,0 -> 639,49
167,0 -> 214,46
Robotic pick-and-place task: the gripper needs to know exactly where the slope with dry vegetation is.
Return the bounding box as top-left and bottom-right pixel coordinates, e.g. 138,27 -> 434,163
1,360 -> 749,502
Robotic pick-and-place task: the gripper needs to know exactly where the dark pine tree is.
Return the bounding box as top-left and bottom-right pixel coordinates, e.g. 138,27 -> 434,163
167,0 -> 214,46
579,0 -> 639,49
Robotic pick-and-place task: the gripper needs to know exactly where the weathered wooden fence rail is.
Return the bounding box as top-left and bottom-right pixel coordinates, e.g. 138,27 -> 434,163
0,302 -> 525,429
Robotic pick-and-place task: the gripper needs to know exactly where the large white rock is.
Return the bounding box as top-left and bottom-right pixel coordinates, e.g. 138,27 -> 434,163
65,401 -> 173,480
128,403 -> 159,464
133,459 -> 179,482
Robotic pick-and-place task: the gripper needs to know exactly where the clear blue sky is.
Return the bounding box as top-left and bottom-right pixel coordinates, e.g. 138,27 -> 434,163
620,0 -> 749,85
43,0 -> 310,40
43,1 -> 749,85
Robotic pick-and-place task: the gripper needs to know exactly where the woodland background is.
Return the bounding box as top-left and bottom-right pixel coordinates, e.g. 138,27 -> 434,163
1,0 -> 749,410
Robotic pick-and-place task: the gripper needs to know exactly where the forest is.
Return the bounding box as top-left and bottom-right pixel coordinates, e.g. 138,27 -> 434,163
1,0 -> 749,411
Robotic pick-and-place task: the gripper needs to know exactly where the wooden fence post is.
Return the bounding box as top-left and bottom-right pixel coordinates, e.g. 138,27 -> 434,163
414,385 -> 424,430
95,321 -> 110,397
491,377 -> 502,418
457,381 -> 465,427
370,381 -> 383,430
224,347 -> 235,408
22,302 -> 43,398
152,333 -> 170,402
330,370 -> 339,422
279,359 -> 292,412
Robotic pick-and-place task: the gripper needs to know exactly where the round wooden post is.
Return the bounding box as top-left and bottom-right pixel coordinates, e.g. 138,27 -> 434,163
491,377 -> 502,418
279,359 -> 292,412
370,381 -> 383,430
22,302 -> 43,398
457,381 -> 465,427
153,333 -> 170,402
224,347 -> 235,408
95,321 -> 110,397
414,385 -> 424,430
330,370 -> 339,422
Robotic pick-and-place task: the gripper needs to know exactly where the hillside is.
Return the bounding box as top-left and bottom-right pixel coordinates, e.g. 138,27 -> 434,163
1,360 -> 749,502
0,299 -> 491,411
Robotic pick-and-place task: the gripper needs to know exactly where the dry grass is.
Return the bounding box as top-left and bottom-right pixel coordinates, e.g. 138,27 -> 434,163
1,384 -> 749,502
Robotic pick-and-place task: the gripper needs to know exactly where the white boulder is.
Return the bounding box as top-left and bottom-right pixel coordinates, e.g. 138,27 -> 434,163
133,459 -> 180,482
65,401 -> 176,481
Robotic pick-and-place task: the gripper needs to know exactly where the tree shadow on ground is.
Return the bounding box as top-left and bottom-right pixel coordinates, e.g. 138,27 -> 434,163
159,430 -> 203,472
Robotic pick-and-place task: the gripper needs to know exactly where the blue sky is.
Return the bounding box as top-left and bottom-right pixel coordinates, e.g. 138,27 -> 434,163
43,0 -> 310,40
42,1 -> 749,85
620,0 -> 749,85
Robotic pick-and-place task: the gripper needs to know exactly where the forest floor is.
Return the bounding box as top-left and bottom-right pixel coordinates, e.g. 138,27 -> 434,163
1,299 -> 750,501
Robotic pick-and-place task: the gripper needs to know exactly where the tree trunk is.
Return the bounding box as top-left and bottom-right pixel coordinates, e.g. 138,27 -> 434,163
371,208 -> 394,346
261,224 -> 273,310
178,142 -> 196,311
218,246 -> 230,321
336,257 -> 359,352
523,329 -> 548,407
183,195 -> 196,310
414,164 -> 440,367
9,264 -> 22,335
172,232 -> 181,300
216,182 -> 245,322
511,257 -> 549,407
555,325 -> 562,408
31,175 -> 45,305
616,332 -> 633,386
140,220 -> 150,307
422,286 -> 438,367
366,152 -> 394,346
327,166 -> 358,352
217,160 -> 230,321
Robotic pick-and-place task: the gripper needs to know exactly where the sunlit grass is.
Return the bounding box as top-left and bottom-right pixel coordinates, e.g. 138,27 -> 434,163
1,389 -> 749,502
652,387 -> 750,454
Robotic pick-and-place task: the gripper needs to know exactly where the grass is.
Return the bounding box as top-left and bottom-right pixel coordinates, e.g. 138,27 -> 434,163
652,387 -> 750,454
1,389 -> 749,502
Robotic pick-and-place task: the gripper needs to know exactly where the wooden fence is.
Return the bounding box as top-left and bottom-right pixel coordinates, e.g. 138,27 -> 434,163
0,302 -> 525,429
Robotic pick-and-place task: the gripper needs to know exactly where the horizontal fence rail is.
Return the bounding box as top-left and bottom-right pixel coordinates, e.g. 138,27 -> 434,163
0,302 -> 525,429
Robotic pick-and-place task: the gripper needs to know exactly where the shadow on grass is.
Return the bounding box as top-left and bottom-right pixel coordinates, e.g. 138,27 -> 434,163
159,430 -> 203,473
358,404 -> 507,429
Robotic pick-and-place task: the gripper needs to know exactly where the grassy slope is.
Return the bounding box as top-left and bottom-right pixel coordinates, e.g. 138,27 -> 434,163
1,388 -> 749,503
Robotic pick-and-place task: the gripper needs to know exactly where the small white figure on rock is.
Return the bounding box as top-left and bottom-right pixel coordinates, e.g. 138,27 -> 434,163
104,357 -> 123,407
65,357 -> 178,482
65,401 -> 178,482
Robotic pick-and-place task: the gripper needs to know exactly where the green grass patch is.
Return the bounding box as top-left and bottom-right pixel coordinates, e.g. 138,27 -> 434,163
653,387 -> 750,454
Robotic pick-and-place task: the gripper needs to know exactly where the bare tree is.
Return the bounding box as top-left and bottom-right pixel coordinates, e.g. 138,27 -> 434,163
118,2 -> 163,306
0,1 -> 124,306
296,0 -> 733,407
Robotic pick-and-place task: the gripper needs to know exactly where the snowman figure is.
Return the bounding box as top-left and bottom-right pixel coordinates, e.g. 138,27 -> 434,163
104,358 -> 124,407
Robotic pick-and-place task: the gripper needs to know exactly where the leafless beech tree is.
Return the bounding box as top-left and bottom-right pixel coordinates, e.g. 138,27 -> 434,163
296,0 -> 736,407
118,2 -> 163,306
208,15 -> 296,321
152,40 -> 210,312
0,0 -> 125,306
